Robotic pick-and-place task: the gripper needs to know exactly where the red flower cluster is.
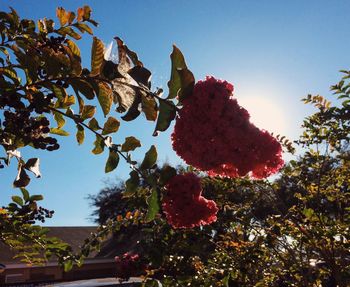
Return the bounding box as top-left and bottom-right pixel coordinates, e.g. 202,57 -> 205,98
115,253 -> 141,281
172,76 -> 283,178
162,173 -> 218,229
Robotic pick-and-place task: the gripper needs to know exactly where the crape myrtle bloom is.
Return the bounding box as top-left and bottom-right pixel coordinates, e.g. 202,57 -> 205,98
115,252 -> 142,281
172,76 -> 284,179
162,173 -> 218,229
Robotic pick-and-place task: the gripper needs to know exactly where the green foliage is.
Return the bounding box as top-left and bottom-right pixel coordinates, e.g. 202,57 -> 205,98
0,4 -> 179,269
89,72 -> 350,286
2,5 -> 350,287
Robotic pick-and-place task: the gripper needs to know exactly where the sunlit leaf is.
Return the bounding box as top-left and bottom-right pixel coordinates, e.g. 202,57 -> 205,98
57,27 -> 81,40
76,125 -> 85,145
50,128 -> 69,136
53,111 -> 66,129
73,22 -> 93,35
141,95 -> 157,121
81,105 -> 96,120
153,100 -> 176,136
88,118 -> 100,131
124,170 -> 139,197
140,145 -> 157,170
167,45 -> 188,99
77,5 -> 92,22
145,189 -> 160,222
69,78 -> 95,100
105,149 -> 119,173
12,195 -> 23,206
177,67 -> 195,102
102,116 -> 120,135
20,188 -> 30,202
90,37 -> 104,76
24,158 -> 41,178
121,136 -> 141,152
97,82 -> 113,116
92,135 -> 104,154
56,7 -> 68,26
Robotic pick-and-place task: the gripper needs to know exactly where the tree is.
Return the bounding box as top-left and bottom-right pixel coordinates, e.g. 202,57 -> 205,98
90,79 -> 350,286
1,5 -> 350,287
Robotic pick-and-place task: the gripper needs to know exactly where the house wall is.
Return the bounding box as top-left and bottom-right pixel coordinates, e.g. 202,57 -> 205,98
0,260 -> 116,286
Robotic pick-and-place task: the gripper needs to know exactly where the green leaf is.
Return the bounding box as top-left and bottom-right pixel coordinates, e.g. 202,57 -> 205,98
142,95 -> 158,121
66,39 -> 81,58
177,68 -> 195,102
73,22 -> 93,35
167,45 -> 188,99
92,135 -> 104,155
141,145 -> 157,170
124,170 -> 140,197
76,125 -> 85,145
102,116 -> 120,135
51,84 -> 67,100
145,189 -> 160,222
29,194 -> 44,202
90,37 -> 104,76
105,149 -> 119,173
121,136 -> 141,152
97,82 -> 113,116
57,27 -> 82,40
88,118 -> 100,131
53,111 -> 66,129
50,128 -> 69,136
153,100 -> 176,136
303,208 -> 315,219
0,67 -> 20,85
20,188 -> 30,202
64,42 -> 82,76
69,78 -> 95,100
64,260 -> 73,272
12,195 -> 23,206
81,105 -> 96,120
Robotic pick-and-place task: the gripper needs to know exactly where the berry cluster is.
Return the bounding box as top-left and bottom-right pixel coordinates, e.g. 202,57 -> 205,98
172,76 -> 283,179
162,173 -> 218,229
1,111 -> 59,151
115,253 -> 143,281
28,92 -> 54,114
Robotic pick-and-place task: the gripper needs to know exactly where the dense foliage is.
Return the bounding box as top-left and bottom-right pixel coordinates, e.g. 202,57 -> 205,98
1,5 -> 350,287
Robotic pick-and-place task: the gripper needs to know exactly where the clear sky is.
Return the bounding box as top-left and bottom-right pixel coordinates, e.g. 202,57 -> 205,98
1,0 -> 350,226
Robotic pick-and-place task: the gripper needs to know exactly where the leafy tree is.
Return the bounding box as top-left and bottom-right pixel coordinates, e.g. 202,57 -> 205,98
0,5 -> 178,269
89,76 -> 350,286
1,5 -> 350,287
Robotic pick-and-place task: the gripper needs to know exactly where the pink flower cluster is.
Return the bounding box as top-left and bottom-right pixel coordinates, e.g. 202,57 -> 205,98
115,253 -> 141,280
162,173 -> 218,229
172,76 -> 284,178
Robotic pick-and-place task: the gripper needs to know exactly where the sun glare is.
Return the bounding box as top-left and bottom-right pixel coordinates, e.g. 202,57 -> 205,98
238,96 -> 287,136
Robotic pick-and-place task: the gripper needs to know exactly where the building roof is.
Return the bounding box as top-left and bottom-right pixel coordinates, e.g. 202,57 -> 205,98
0,226 -> 128,265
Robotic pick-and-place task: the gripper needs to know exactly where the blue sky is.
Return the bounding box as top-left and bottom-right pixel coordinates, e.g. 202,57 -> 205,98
1,0 -> 350,225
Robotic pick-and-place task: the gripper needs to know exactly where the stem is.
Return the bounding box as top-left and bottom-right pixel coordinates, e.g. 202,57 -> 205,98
48,107 -> 145,179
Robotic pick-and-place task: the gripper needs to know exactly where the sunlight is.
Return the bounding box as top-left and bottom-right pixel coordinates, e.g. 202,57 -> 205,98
238,96 -> 287,136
